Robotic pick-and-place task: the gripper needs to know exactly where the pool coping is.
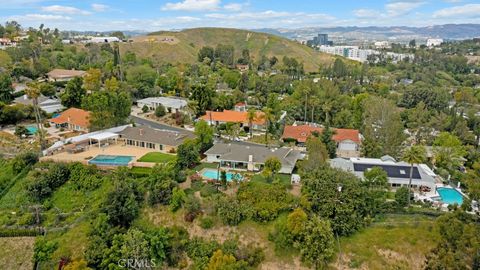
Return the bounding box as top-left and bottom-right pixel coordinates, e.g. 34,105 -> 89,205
88,154 -> 135,166
197,168 -> 244,181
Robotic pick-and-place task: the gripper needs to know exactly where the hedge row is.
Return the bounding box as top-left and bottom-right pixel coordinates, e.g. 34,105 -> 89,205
0,227 -> 45,237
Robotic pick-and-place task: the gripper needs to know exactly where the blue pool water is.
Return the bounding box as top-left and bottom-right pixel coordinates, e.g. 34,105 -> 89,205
26,126 -> 38,134
89,155 -> 134,166
437,187 -> 463,205
201,169 -> 242,181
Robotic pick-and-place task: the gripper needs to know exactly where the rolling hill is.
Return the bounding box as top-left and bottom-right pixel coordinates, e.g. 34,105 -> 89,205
119,27 -> 337,72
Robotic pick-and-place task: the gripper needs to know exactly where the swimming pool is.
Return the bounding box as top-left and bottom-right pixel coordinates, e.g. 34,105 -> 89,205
26,126 -> 38,135
201,169 -> 243,181
437,187 -> 463,205
89,155 -> 134,166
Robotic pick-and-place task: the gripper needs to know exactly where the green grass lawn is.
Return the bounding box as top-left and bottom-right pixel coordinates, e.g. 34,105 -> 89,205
251,174 -> 291,186
193,162 -> 218,172
336,214 -> 438,269
137,152 -> 176,163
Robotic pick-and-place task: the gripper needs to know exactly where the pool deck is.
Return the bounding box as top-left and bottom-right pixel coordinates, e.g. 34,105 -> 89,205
40,144 -> 156,165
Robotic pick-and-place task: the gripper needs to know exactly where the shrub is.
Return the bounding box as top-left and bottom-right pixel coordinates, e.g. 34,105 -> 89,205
142,104 -> 149,113
69,162 -> 101,191
170,187 -> 186,212
26,163 -> 70,201
155,104 -> 166,117
200,183 -> 218,197
11,151 -> 38,173
199,216 -> 214,229
33,238 -> 58,263
216,197 -> 246,226
395,186 -> 410,208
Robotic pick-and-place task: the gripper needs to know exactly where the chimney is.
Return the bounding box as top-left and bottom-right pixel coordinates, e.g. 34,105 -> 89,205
248,155 -> 253,163
139,129 -> 144,136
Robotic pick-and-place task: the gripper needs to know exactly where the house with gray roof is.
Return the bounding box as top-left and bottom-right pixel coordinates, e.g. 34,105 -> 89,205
118,125 -> 194,153
137,97 -> 188,113
330,155 -> 438,191
14,94 -> 64,114
205,143 -> 301,174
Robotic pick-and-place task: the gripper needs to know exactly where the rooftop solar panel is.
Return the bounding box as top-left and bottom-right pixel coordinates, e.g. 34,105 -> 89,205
353,163 -> 421,179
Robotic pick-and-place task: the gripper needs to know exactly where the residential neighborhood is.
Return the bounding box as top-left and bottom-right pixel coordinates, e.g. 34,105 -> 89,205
1,8 -> 480,270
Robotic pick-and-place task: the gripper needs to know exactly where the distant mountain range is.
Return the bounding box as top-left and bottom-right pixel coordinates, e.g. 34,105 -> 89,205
255,24 -> 480,43
66,24 -> 480,44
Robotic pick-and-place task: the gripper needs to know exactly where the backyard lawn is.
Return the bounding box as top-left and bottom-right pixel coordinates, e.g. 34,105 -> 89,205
137,152 -> 176,163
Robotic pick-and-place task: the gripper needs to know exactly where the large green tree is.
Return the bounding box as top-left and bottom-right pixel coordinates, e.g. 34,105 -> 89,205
363,96 -> 406,158
300,216 -> 336,269
82,89 -> 131,131
0,73 -> 14,103
301,166 -> 376,236
61,77 -> 85,108
194,120 -> 214,153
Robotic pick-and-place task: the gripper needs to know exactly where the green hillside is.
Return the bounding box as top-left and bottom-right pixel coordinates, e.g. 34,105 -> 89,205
120,27 -> 336,72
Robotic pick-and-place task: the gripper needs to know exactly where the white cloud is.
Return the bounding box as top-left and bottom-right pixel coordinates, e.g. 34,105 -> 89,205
41,5 -> 91,15
11,13 -> 71,21
223,3 -> 244,12
385,1 -> 425,17
433,4 -> 480,18
92,4 -> 109,12
162,0 -> 221,11
353,9 -> 378,18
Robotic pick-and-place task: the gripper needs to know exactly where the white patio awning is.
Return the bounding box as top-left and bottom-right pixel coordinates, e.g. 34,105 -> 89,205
88,132 -> 119,141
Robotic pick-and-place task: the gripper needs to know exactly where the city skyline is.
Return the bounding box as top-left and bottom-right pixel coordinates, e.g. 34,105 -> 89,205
0,0 -> 480,31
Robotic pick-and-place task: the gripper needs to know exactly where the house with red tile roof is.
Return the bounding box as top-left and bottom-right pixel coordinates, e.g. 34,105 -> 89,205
199,110 -> 266,130
282,124 -> 362,157
49,108 -> 91,132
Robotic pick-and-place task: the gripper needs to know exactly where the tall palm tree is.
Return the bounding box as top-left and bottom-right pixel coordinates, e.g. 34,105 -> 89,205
247,108 -> 257,138
261,107 -> 273,146
26,82 -> 46,152
402,145 -> 426,207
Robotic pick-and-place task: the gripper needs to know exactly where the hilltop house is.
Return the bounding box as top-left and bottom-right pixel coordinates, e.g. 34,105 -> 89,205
13,94 -> 64,114
205,143 -> 301,174
330,156 -> 437,191
136,97 -> 188,113
281,124 -> 362,157
49,108 -> 91,132
118,125 -> 195,153
200,110 -> 265,130
47,69 -> 86,82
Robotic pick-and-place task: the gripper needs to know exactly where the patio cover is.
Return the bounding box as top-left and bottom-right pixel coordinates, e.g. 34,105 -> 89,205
88,132 -> 119,148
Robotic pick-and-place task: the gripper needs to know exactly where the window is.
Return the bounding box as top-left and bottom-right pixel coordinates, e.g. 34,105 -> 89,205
159,144 -> 163,151
400,170 -> 406,175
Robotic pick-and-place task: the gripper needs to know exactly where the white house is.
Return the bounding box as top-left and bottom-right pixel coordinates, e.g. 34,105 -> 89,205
330,155 -> 438,191
137,97 -> 188,113
426,38 -> 443,47
89,37 -> 120,43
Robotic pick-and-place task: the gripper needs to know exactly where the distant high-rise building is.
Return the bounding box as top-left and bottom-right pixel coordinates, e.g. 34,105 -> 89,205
307,33 -> 333,47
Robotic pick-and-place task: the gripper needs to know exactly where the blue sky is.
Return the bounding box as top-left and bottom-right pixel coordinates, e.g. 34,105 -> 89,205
1,0 -> 480,31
